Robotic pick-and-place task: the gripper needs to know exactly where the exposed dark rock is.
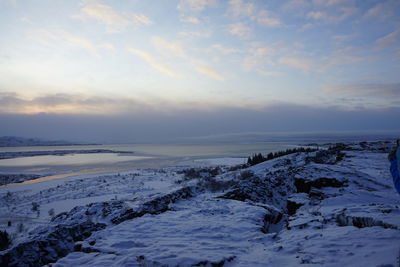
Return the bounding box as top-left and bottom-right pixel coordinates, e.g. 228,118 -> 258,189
193,256 -> 236,267
111,186 -> 195,224
136,255 -> 168,266
239,170 -> 254,180
196,178 -> 236,193
52,201 -> 127,224
294,178 -> 312,194
178,167 -> 222,180
220,176 -> 274,203
336,213 -> 398,229
0,221 -> 106,267
308,188 -> 329,200
287,200 -> 304,216
294,177 -> 347,194
73,243 -> 82,252
262,209 -> 284,233
80,246 -> 102,253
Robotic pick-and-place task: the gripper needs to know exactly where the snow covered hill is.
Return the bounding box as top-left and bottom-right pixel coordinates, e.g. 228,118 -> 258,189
0,141 -> 399,266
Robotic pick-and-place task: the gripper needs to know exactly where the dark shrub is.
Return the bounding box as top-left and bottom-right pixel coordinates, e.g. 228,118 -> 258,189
247,147 -> 318,166
0,230 -> 11,251
240,170 -> 253,179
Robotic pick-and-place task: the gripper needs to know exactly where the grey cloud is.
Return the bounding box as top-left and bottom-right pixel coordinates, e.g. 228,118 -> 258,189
0,102 -> 399,143
326,83 -> 400,98
0,93 -> 160,114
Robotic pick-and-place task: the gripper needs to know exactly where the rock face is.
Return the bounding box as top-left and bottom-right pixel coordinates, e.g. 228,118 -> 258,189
294,177 -> 347,194
111,186 -> 195,224
0,221 -> 106,267
336,212 -> 398,229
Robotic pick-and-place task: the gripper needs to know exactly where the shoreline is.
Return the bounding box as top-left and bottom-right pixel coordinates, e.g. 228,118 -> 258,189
0,149 -> 134,160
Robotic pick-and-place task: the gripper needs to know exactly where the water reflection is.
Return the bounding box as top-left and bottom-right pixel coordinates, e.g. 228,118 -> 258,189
0,153 -> 152,167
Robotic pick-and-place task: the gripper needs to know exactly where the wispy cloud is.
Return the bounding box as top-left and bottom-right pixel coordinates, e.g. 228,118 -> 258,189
151,36 -> 224,81
364,0 -> 400,21
20,17 -> 33,24
325,46 -> 369,67
312,0 -> 351,7
180,16 -> 201,24
59,31 -> 101,57
178,31 -> 211,39
211,44 -> 240,54
375,29 -> 400,48
254,10 -> 281,27
75,0 -> 152,33
242,45 -> 275,71
228,0 -> 254,17
177,0 -> 215,11
30,29 -> 101,57
126,47 -> 182,78
228,22 -> 252,39
227,0 -> 281,28
279,56 -> 315,72
282,0 -> 309,10
126,37 -> 224,81
151,36 -> 187,58
99,43 -> 115,51
307,7 -> 356,23
256,69 -> 283,76
194,64 -> 224,81
331,34 -> 356,42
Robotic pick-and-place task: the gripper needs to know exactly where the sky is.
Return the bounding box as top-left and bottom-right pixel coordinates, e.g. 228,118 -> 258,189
0,0 -> 399,143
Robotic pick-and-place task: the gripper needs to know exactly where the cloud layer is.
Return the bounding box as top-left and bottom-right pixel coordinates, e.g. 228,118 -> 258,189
1,101 -> 398,143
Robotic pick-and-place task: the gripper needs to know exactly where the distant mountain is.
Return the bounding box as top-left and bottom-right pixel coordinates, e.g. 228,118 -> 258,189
0,136 -> 92,147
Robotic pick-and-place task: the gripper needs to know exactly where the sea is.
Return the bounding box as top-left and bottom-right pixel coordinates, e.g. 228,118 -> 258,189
0,142 -> 296,174
0,131 -> 398,184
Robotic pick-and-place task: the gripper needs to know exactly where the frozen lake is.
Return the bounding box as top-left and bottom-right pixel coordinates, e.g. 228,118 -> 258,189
0,142 -> 295,178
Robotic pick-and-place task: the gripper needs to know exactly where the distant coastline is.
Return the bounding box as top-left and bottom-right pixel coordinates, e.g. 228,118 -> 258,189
0,149 -> 133,160
0,136 -> 99,147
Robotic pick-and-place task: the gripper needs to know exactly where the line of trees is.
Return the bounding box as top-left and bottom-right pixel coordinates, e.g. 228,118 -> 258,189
247,147 -> 318,166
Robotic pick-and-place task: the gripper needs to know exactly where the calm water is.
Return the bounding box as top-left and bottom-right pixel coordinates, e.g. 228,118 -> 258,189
0,142 -> 295,174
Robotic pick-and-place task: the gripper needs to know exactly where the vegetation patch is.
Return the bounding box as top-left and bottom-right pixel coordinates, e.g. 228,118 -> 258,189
0,230 -> 11,251
247,147 -> 317,166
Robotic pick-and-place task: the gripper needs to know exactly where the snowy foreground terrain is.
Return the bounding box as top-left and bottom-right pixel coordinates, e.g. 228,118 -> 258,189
1,141 -> 400,266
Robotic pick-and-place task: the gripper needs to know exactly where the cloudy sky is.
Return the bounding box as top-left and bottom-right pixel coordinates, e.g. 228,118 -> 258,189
0,0 -> 399,142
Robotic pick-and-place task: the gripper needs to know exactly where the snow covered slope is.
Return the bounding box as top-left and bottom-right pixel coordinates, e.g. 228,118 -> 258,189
1,141 -> 399,266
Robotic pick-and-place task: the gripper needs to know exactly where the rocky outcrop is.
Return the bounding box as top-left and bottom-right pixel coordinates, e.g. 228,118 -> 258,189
294,177 -> 346,194
287,200 -> 304,216
1,187 -> 196,267
0,221 -> 106,267
111,186 -> 195,224
262,208 -> 284,233
193,256 -> 236,267
219,172 -> 294,211
336,212 -> 398,230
